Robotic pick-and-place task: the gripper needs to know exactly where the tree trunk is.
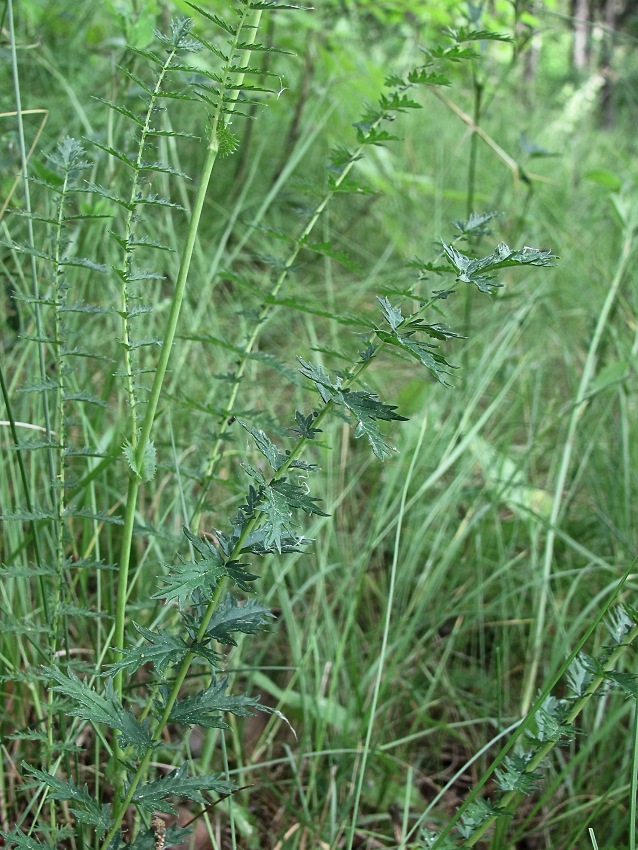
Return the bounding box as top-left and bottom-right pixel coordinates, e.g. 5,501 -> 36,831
599,0 -> 618,127
572,0 -> 591,70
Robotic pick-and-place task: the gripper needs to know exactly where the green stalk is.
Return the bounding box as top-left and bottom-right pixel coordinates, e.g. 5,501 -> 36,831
631,696 -> 638,850
430,561 -> 636,849
462,73 -> 483,378
466,616 -> 638,847
346,415 -> 428,850
7,0 -> 55,520
522,218 -> 635,713
6,0 -> 52,619
190,104 -> 402,532
107,1 -> 263,825
102,269 -> 457,849
112,3 -> 263,694
44,152 -> 74,847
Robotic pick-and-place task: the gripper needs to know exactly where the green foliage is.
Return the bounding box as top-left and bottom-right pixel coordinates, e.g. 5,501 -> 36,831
3,2 -> 638,849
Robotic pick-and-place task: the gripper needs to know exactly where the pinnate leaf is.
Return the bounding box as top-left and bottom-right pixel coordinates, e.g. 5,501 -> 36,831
109,624 -> 218,677
131,763 -> 235,814
442,241 -> 556,292
44,667 -> 153,749
205,595 -> 274,645
168,677 -> 261,728
22,765 -> 112,833
153,528 -> 257,606
341,389 -> 407,460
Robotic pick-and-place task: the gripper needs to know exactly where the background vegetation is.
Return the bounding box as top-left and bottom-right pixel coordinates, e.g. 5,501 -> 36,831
1,1 -> 637,849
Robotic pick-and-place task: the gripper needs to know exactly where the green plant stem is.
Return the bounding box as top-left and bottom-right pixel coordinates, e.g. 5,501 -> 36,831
462,76 -> 482,378
346,415 -> 428,850
0,351 -> 47,625
7,0 -> 56,515
430,561 -> 636,850
466,616 -> 638,847
101,281 -> 445,849
45,153 -> 74,847
522,219 -> 635,713
466,77 -> 482,220
107,2 -> 264,825
630,697 -> 638,850
113,3 -> 264,693
190,105 -> 401,533
117,50 -> 179,448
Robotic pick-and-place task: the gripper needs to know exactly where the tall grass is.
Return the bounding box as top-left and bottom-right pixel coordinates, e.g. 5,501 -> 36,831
1,3 -> 638,850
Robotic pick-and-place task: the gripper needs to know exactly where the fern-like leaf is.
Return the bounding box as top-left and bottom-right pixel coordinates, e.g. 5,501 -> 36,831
131,763 -> 235,814
21,765 -> 112,834
44,667 -> 153,749
168,677 -> 261,728
204,595 -> 274,646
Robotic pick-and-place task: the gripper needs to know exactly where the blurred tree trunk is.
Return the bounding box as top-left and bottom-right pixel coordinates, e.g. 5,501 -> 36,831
571,0 -> 592,69
599,0 -> 618,127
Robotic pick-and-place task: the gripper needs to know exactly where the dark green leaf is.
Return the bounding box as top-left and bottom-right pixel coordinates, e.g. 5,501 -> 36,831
21,765 -> 112,833
495,753 -> 543,794
0,828 -> 56,850
205,595 -> 274,645
377,296 -> 404,330
289,411 -> 322,440
168,677 -> 260,728
340,389 -> 407,460
131,763 -> 235,814
239,420 -> 287,470
447,26 -> 513,43
108,625 -> 207,676
458,798 -> 510,839
272,479 -> 328,517
43,668 -> 153,749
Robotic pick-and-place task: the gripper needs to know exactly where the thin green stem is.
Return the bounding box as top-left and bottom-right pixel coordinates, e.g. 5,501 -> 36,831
101,277 -> 445,849
430,561 -> 636,849
190,102 -> 403,532
346,415 -> 428,850
118,50 -> 179,448
630,697 -> 638,850
113,4 -> 263,697
7,0 -> 56,518
462,75 -> 483,378
106,4 -> 265,832
522,222 -> 635,713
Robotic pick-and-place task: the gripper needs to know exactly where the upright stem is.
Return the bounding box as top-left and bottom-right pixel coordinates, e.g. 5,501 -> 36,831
522,223 -> 635,713
190,105 -> 394,533
107,1 -> 263,821
463,75 -> 483,377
